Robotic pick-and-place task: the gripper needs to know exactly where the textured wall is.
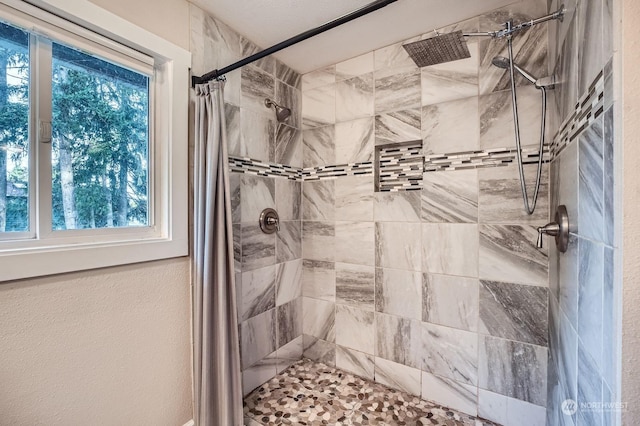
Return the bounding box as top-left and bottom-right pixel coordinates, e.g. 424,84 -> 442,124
189,4 -> 305,396
546,0 -> 618,425
299,1 -> 552,424
0,258 -> 192,425
0,1 -> 193,424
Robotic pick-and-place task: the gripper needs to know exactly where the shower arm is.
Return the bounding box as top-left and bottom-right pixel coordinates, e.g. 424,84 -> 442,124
460,5 -> 565,39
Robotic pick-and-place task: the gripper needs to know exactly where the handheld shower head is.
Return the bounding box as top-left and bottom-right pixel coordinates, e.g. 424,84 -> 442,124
264,98 -> 291,122
492,56 -> 538,85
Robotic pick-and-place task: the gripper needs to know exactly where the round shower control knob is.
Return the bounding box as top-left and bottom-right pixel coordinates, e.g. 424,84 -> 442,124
259,208 -> 280,234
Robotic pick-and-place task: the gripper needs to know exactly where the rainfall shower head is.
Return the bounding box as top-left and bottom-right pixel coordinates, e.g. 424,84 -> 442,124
402,31 -> 471,67
491,56 -> 538,85
264,98 -> 291,122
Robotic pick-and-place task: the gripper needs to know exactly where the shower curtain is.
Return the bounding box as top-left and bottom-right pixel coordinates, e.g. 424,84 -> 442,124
192,80 -> 243,426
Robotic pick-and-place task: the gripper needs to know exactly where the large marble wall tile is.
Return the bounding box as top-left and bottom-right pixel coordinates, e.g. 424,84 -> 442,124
335,52 -> 374,80
335,304 -> 375,354
577,238 -> 604,370
302,66 -> 335,91
276,60 -> 301,89
335,263 -> 375,311
233,224 -> 242,273
421,322 -> 478,385
303,335 -> 336,367
374,191 -> 421,222
479,85 -> 543,150
578,116 -> 605,242
335,118 -> 375,163
335,176 -> 374,221
375,222 -> 422,271
276,221 -> 302,263
421,96 -> 479,154
198,11 -> 241,72
478,388 -> 508,425
421,372 -> 477,416
275,179 -> 301,221
303,180 -> 335,221
478,335 -> 547,406
302,84 -> 336,128
335,221 -> 375,266
423,273 -> 479,332
374,66 -> 421,114
336,74 -> 374,122
603,247 -> 615,389
242,356 -> 277,396
240,265 -> 276,321
577,0 -> 604,95
242,223 -> 276,271
241,65 -> 275,115
240,37 -> 275,74
230,173 -> 241,223
275,335 -> 303,373
302,297 -> 335,342
478,164 -> 549,224
275,124 -> 302,167
422,224 -> 479,277
374,108 -> 421,146
558,306 -> 578,404
302,221 -> 335,262
479,280 -> 548,346
374,37 -> 420,71
555,10 -> 580,123
375,268 -> 422,320
422,169 -> 478,223
302,125 -> 335,168
603,107 -> 614,246
240,107 -> 275,162
302,260 -> 335,301
577,341 -> 603,425
276,259 -> 302,306
225,103 -> 241,157
335,346 -> 374,380
421,43 -> 479,106
240,174 -> 275,224
276,80 -> 301,128
480,389 -> 547,426
556,141 -> 579,233
374,357 -> 421,397
559,234 -> 579,329
277,298 -> 302,348
479,225 -> 548,286
240,308 -> 276,369
375,312 -> 421,368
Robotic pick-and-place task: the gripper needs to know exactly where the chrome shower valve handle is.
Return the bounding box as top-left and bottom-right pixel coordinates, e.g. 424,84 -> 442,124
536,205 -> 570,252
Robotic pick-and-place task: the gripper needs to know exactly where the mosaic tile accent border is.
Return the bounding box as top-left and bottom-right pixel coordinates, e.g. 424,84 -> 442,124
376,141 -> 424,192
551,69 -> 605,159
301,162 -> 373,181
424,145 -> 550,172
229,156 -> 300,180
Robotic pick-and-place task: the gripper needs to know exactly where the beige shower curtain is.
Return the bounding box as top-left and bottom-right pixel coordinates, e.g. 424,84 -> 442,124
192,80 -> 243,426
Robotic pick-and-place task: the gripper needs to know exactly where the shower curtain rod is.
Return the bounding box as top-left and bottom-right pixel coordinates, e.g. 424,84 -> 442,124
191,0 -> 398,87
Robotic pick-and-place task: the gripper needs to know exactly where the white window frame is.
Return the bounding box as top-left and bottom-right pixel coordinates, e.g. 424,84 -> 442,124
0,0 -> 190,281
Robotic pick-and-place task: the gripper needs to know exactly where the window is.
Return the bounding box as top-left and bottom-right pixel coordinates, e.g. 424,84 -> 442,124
0,0 -> 189,281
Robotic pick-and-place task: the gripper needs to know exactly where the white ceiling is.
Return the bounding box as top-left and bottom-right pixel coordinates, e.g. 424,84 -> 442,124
190,0 -> 517,74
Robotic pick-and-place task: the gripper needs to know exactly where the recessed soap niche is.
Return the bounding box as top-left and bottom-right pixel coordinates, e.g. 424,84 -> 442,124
375,140 -> 424,192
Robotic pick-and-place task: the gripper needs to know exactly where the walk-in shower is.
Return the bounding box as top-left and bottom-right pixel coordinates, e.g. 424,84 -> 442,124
403,6 -> 565,214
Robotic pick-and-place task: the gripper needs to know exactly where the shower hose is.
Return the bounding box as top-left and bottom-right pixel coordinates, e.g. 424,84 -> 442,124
506,35 -> 546,215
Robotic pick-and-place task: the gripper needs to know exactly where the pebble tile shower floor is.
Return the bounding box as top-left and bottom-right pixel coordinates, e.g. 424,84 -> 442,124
243,359 -> 499,426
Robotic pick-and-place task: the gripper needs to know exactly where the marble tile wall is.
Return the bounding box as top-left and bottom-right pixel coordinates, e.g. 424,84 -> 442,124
190,5 -> 304,396
546,0 -> 618,425
300,1 -> 553,423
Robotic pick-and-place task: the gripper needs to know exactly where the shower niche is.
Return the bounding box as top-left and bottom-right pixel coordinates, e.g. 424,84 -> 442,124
374,140 -> 424,192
